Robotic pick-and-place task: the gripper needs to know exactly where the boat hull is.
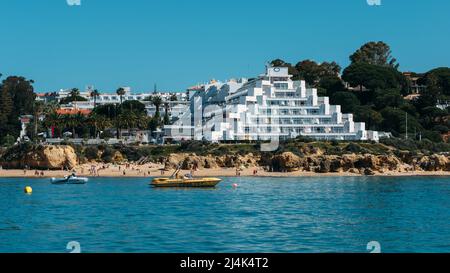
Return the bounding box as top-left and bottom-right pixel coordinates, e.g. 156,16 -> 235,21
51,178 -> 88,185
151,178 -> 221,188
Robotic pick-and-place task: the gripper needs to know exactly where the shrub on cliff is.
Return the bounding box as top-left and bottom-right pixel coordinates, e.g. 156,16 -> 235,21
84,146 -> 99,161
345,143 -> 364,153
381,137 -> 450,153
101,147 -> 116,163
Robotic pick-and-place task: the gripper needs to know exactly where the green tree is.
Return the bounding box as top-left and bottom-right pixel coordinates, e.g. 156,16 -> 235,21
295,60 -> 322,86
1,76 -> 36,116
419,67 -> 450,98
117,110 -> 136,137
0,86 -> 13,125
121,100 -> 146,115
151,96 -> 163,118
31,101 -> 45,140
148,116 -> 159,136
342,63 -> 406,92
60,88 -> 87,104
380,107 -> 422,137
418,106 -> 447,130
70,88 -> 80,100
170,94 -> 178,101
330,92 -> 360,113
88,113 -> 112,138
116,87 -> 126,105
350,41 -> 399,69
373,89 -> 405,110
43,111 -> 63,138
93,104 -> 119,119
163,102 -> 170,125
318,75 -> 346,96
353,105 -> 383,130
0,76 -> 36,142
1,134 -> 15,147
319,61 -> 341,76
414,80 -> 440,109
90,89 -> 100,108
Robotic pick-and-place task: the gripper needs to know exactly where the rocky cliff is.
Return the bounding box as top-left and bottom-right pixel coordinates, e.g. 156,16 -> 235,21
0,145 -> 78,170
1,143 -> 448,175
158,151 -> 449,175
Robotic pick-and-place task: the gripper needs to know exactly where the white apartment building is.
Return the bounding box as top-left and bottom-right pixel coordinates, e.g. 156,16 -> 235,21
165,66 -> 381,142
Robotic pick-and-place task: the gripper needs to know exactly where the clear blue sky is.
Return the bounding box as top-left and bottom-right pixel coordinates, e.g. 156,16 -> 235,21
0,0 -> 449,93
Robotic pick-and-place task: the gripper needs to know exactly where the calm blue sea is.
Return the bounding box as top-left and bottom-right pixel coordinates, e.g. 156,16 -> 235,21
0,176 -> 449,253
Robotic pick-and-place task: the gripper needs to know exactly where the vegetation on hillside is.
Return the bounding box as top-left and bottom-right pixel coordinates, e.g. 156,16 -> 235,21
271,41 -> 450,141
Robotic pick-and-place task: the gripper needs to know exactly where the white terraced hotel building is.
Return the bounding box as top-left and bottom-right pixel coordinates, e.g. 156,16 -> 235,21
165,66 -> 381,142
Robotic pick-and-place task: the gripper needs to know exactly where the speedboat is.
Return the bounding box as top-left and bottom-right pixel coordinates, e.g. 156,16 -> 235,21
151,177 -> 222,188
151,167 -> 221,188
51,175 -> 88,185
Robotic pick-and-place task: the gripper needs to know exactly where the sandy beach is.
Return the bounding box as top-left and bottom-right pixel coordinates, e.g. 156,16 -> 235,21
0,163 -> 449,179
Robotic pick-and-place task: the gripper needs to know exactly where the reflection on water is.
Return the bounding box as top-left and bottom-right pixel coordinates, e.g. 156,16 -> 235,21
0,176 -> 449,253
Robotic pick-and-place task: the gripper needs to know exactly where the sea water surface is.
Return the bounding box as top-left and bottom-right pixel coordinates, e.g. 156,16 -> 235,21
0,176 -> 449,253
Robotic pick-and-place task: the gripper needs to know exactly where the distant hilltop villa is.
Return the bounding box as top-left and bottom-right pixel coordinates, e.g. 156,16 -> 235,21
164,65 -> 386,143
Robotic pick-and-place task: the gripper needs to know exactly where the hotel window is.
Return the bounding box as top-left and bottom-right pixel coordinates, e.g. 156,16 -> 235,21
274,83 -> 288,89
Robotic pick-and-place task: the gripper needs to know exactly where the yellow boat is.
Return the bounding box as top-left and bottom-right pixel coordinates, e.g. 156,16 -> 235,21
151,177 -> 222,188
151,167 -> 222,188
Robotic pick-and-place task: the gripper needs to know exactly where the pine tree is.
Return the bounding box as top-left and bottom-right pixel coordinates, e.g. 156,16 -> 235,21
0,87 -> 13,125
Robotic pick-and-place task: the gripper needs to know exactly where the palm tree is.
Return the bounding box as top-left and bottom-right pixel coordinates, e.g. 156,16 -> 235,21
45,101 -> 60,115
69,88 -> 80,101
62,113 -> 84,138
62,115 -> 76,138
43,111 -> 62,138
88,113 -> 111,138
32,101 -> 45,139
136,114 -> 150,130
120,111 -> 137,134
163,102 -> 170,125
116,112 -> 133,139
116,87 -> 126,105
151,96 -> 163,118
74,113 -> 86,137
90,89 -> 100,108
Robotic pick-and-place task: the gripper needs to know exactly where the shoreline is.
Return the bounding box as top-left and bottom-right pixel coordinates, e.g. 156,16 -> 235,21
1,163 -> 449,179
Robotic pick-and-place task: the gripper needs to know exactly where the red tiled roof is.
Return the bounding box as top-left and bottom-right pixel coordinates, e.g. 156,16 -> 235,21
56,108 -> 92,116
